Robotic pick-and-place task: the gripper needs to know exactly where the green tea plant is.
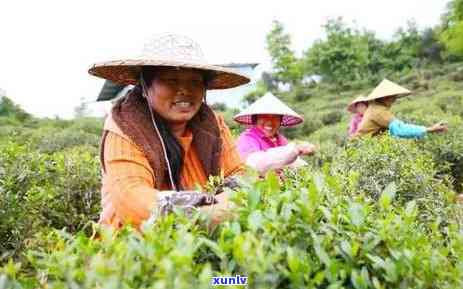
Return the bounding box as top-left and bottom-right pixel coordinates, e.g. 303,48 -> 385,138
2,171 -> 462,289
332,135 -> 456,224
0,140 -> 101,261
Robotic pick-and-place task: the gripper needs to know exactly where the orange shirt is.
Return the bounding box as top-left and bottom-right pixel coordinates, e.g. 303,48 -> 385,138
99,112 -> 243,229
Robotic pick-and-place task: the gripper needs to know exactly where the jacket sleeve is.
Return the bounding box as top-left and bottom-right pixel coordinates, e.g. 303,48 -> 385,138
245,143 -> 299,174
101,131 -> 158,228
388,119 -> 427,139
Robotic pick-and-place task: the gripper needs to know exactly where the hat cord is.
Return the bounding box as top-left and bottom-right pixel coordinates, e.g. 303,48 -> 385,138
140,75 -> 178,192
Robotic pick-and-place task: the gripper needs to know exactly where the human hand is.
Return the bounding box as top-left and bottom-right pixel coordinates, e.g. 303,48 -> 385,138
200,191 -> 237,229
213,191 -> 230,209
296,142 -> 317,156
427,122 -> 448,133
158,191 -> 217,216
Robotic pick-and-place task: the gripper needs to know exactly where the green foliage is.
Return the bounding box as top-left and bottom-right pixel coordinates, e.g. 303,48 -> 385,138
0,97 -> 31,122
209,102 -> 228,112
320,110 -> 343,126
304,18 -> 379,88
255,16 -> 451,100
243,79 -> 269,105
332,136 -> 455,223
302,18 -> 437,89
419,28 -> 444,62
0,117 -> 104,153
421,117 -> 463,194
266,20 -> 304,85
0,141 -> 101,260
440,0 -> 463,57
2,13 -> 463,288
2,171 -> 463,288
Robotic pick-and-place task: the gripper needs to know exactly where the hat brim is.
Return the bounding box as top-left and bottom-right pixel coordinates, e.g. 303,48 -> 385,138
234,113 -> 303,127
363,92 -> 411,102
347,99 -> 368,113
88,59 -> 250,89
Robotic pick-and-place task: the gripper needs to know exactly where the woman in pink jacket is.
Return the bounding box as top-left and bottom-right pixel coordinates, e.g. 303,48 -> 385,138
347,95 -> 368,138
234,93 -> 317,174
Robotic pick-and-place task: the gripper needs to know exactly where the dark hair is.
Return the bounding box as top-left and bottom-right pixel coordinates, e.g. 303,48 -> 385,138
150,109 -> 184,189
140,68 -> 182,189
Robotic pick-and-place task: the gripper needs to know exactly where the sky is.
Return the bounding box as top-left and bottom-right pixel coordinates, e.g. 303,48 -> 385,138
0,0 -> 449,118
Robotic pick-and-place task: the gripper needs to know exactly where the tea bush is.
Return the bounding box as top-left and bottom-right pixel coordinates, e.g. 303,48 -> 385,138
1,62 -> 463,288
0,140 -> 101,260
332,136 -> 455,223
2,171 -> 463,289
320,110 -> 343,126
420,118 -> 463,194
32,128 -> 101,153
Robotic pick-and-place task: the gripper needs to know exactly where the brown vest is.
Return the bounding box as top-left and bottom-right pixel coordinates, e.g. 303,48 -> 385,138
100,89 -> 222,190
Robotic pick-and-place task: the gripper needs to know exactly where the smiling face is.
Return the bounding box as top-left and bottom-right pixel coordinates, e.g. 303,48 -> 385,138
145,68 -> 206,125
255,114 -> 282,138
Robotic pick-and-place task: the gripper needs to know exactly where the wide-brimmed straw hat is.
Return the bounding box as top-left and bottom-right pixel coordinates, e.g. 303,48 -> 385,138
88,34 -> 250,89
363,79 -> 411,102
234,92 -> 304,127
347,95 -> 368,113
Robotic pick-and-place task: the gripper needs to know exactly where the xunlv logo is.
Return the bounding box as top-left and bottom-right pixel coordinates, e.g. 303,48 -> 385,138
211,275 -> 248,286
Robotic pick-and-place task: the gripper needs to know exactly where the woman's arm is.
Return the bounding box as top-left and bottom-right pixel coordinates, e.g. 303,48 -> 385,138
245,143 -> 300,174
388,119 -> 427,139
102,131 -> 159,228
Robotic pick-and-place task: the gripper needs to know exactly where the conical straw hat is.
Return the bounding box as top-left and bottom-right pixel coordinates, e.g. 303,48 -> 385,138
234,92 -> 303,127
347,95 -> 368,113
89,34 -> 250,90
364,79 -> 411,102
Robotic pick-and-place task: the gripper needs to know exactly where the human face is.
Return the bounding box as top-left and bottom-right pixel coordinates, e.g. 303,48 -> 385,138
381,96 -> 397,107
355,102 -> 368,114
256,114 -> 281,138
146,68 -> 205,125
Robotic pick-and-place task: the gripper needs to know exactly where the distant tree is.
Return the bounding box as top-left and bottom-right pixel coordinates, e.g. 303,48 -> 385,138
261,72 -> 278,92
394,20 -> 421,59
266,20 -> 303,86
0,96 -> 31,122
420,28 -> 444,62
303,18 -> 375,87
390,20 -> 443,65
243,79 -> 268,105
302,17 -> 442,88
440,0 -> 463,57
209,102 -> 227,112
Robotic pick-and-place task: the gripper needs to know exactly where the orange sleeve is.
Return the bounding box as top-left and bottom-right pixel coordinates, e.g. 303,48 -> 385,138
215,114 -> 244,177
103,131 -> 158,227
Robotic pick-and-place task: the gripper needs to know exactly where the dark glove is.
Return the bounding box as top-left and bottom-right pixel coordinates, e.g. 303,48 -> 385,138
158,191 -> 217,216
213,176 -> 241,194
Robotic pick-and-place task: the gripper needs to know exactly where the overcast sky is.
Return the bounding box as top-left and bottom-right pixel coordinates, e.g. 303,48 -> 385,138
0,0 -> 448,118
